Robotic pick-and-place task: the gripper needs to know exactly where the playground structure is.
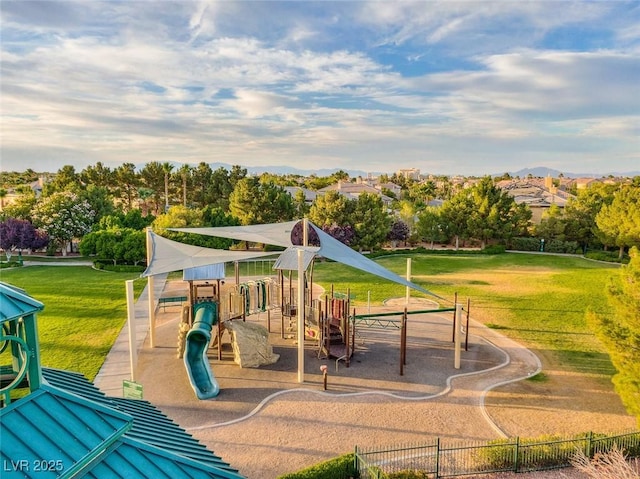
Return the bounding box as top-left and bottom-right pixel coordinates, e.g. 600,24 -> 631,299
184,301 -> 220,399
168,255 -> 472,399
140,221 -> 469,398
172,262 -> 291,399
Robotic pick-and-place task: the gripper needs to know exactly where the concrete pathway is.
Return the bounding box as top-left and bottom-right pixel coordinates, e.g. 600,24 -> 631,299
93,274 -> 167,396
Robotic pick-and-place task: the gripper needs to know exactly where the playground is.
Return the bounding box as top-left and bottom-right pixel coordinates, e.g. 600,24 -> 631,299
131,272 -> 527,479
99,221 -> 637,478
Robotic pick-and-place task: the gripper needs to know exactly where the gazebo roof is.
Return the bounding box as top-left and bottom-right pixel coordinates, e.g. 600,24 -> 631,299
0,368 -> 244,479
0,281 -> 44,321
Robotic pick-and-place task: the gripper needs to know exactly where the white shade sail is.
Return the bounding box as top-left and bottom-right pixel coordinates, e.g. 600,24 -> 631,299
141,231 -> 276,277
171,220 -> 441,299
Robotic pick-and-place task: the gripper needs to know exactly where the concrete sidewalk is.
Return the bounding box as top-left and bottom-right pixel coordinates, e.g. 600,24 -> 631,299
93,274 -> 167,397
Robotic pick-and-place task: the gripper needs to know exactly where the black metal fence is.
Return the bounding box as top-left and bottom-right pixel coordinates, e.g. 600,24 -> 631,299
355,430 -> 640,478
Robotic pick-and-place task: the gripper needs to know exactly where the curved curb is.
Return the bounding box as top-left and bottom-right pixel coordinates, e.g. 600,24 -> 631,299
476,335 -> 543,438
186,330 -> 530,433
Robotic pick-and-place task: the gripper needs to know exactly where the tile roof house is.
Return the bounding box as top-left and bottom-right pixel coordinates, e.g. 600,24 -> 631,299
318,180 -> 394,206
496,179 -> 574,223
0,282 -> 244,479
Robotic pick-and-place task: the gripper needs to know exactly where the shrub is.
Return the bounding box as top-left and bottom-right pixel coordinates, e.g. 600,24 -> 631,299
585,250 -> 629,264
93,261 -> 145,273
387,470 -> 430,478
509,237 -> 540,251
277,453 -> 357,479
482,244 -> 506,254
571,445 -> 640,479
545,239 -> 580,254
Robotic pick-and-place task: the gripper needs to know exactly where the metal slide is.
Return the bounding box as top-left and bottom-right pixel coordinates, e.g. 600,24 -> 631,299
183,301 -> 220,399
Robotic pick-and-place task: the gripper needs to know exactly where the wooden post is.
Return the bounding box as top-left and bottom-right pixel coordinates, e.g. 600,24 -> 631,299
452,292 -> 458,343
126,280 -> 137,381
400,308 -> 407,376
297,248 -> 305,383
146,227 -> 156,348
405,258 -> 411,305
454,303 -> 462,369
465,298 -> 471,352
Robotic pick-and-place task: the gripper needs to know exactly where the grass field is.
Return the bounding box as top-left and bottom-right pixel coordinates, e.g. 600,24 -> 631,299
313,252 -> 620,378
0,252 -> 621,388
0,266 -> 145,380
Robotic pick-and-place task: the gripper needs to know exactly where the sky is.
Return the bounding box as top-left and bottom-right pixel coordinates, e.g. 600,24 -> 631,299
1,1 -> 639,176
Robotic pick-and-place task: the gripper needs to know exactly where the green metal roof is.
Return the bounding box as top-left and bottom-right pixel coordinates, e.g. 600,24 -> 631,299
38,368 -> 243,479
0,281 -> 44,321
83,437 -> 244,479
0,384 -> 132,478
0,278 -> 245,479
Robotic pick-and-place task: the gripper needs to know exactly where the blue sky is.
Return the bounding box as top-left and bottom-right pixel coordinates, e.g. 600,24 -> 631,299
1,1 -> 639,176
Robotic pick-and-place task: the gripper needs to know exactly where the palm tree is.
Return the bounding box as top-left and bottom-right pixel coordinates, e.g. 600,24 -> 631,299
161,162 -> 174,213
177,164 -> 191,207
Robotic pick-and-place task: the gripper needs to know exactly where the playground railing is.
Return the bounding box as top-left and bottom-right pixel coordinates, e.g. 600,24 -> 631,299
354,430 -> 640,478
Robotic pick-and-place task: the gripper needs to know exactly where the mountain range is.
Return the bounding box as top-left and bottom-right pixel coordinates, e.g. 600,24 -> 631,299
199,162 -> 639,179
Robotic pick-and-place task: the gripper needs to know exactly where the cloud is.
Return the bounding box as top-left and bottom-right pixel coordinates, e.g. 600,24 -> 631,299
1,0 -> 638,175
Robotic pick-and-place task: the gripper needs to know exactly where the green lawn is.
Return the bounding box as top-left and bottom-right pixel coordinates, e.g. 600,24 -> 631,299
313,252 -> 620,377
1,266 -> 145,380
1,253 -> 621,386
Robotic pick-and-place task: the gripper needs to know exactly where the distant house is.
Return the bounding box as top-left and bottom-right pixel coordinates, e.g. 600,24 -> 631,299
497,179 -> 574,223
318,179 -> 394,206
396,168 -> 421,181
283,186 -> 317,204
573,177 -> 601,190
375,182 -> 402,198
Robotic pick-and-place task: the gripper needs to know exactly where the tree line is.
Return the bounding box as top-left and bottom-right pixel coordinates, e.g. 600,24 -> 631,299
0,163 -> 639,265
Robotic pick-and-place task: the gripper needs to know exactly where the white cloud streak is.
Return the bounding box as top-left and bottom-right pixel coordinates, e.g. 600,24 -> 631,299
1,0 -> 638,175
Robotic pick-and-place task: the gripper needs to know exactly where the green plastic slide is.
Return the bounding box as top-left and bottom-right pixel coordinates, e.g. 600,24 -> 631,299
183,301 -> 220,399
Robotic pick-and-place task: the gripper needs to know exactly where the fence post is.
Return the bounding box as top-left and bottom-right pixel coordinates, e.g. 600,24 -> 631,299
354,446 -> 359,477
435,437 -> 440,478
514,437 -> 520,472
587,431 -> 593,458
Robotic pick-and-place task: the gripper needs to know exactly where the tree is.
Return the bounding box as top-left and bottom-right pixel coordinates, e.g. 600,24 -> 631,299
324,224 -> 355,246
309,190 -> 354,228
140,162 -> 166,215
31,192 -> 95,255
113,163 -> 140,211
0,218 -> 49,260
416,206 -> 446,249
79,228 -> 145,265
80,162 -> 114,191
535,204 -> 566,242
229,178 -> 295,226
465,176 -> 531,249
595,185 -> 640,259
161,162 -> 174,212
439,193 -> 472,250
44,165 -> 81,195
78,184 -> 116,225
587,247 -> 640,424
191,162 -> 214,208
351,193 -> 391,251
408,180 -> 437,208
387,220 -> 410,247
1,192 -> 37,222
176,164 -> 192,207
563,183 -> 616,252
293,189 -> 310,218
209,166 -> 235,210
